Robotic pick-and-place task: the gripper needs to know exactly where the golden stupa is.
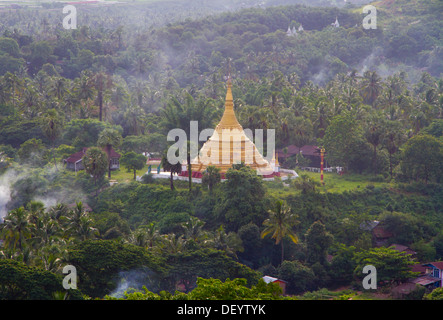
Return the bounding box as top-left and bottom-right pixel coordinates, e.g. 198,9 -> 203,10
189,77 -> 275,176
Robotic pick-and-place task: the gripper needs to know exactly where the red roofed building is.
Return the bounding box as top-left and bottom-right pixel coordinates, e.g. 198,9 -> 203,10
262,276 -> 287,295
63,147 -> 121,172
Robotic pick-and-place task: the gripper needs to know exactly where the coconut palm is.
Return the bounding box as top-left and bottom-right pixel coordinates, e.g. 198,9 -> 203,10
74,72 -> 95,103
160,233 -> 187,254
364,112 -> 386,174
40,109 -> 64,170
28,211 -> 61,250
181,217 -> 207,243
82,147 -> 108,196
0,207 -> 31,251
310,96 -> 331,138
97,128 -> 123,178
93,72 -> 113,122
3,72 -> 23,108
75,215 -> 98,241
202,165 -> 221,194
161,154 -> 182,191
360,70 -> 383,108
48,76 -> 68,101
261,200 -> 299,264
65,202 -> 97,240
383,121 -> 407,179
127,224 -> 161,249
37,240 -> 68,272
207,225 -> 243,259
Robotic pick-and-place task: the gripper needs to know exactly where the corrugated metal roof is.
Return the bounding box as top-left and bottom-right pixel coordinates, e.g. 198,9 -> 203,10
412,275 -> 440,286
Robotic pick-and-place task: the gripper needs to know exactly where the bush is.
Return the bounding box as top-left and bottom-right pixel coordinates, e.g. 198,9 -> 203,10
277,260 -> 316,295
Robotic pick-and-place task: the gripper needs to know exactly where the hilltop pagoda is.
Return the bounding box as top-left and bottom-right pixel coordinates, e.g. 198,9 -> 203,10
179,77 -> 278,179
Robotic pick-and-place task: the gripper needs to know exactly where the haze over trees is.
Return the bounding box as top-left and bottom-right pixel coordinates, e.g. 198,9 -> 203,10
0,0 -> 442,300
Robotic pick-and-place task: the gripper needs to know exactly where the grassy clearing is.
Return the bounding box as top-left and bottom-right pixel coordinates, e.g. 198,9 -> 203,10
265,169 -> 392,198
300,170 -> 391,193
108,163 -> 149,183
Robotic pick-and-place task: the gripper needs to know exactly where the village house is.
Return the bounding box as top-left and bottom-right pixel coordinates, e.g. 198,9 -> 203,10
262,276 -> 287,295
63,147 -> 121,172
392,262 -> 443,298
413,262 -> 443,289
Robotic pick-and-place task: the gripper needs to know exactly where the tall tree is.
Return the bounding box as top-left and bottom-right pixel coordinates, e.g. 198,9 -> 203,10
93,72 -> 113,122
364,112 -> 386,174
360,70 -> 383,108
97,128 -> 123,179
322,113 -> 365,172
82,147 -> 108,196
400,133 -> 443,184
305,220 -> 333,265
353,247 -> 419,286
120,151 -> 147,180
261,200 -> 299,264
0,207 -> 31,252
161,154 -> 182,191
383,121 -> 406,179
202,165 -> 221,194
40,109 -> 64,170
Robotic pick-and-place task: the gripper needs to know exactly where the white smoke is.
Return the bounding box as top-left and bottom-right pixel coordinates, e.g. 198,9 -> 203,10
0,169 -> 18,222
109,269 -> 159,298
0,164 -> 88,223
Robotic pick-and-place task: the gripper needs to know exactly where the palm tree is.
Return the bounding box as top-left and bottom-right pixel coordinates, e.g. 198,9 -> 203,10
181,217 -> 207,243
261,200 -> 299,264
161,92 -> 216,137
160,233 -> 186,254
3,72 -> 23,108
383,121 -> 406,179
161,154 -> 182,191
364,112 -> 386,174
123,104 -> 146,136
207,225 -> 243,259
360,70 -> 383,108
292,117 -> 314,150
0,207 -> 31,251
93,72 -> 113,122
37,240 -> 69,272
310,96 -> 331,138
20,86 -> 42,119
82,147 -> 108,196
65,202 -> 97,240
97,128 -> 123,179
75,215 -> 98,241
28,211 -> 61,250
48,76 -> 68,101
74,72 -> 95,103
127,224 -> 160,249
202,165 -> 221,194
40,109 -> 64,170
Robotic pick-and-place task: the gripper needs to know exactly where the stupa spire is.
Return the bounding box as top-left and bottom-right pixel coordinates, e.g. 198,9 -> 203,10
216,66 -> 242,130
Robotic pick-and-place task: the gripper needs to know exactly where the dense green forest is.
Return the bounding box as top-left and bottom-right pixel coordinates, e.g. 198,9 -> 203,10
0,0 -> 442,301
